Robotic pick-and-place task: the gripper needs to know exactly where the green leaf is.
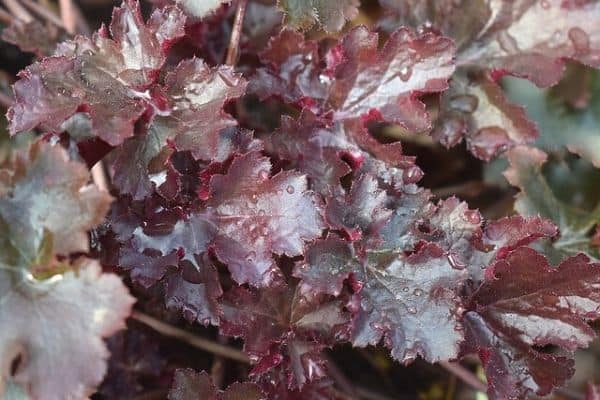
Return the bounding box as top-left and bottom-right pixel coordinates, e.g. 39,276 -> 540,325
278,0 -> 359,32
504,71 -> 600,167
505,146 -> 600,262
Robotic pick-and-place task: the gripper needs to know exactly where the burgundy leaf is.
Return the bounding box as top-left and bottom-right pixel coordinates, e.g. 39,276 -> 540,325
296,239 -> 467,363
162,59 -> 248,159
111,60 -> 248,200
270,111 -> 419,196
119,246 -> 180,288
220,285 -> 349,388
325,174 -> 392,242
482,216 -> 558,260
419,197 -> 483,269
208,151 -> 325,287
465,247 -> 600,399
8,1 -> 186,145
294,237 -> 359,297
328,26 -> 455,132
164,255 -> 222,326
382,0 -> 600,159
250,29 -> 327,107
252,26 -> 455,133
432,74 -> 539,160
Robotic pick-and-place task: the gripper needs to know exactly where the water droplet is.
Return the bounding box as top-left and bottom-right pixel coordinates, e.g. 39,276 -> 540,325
83,49 -> 93,56
260,226 -> 269,236
57,86 -> 68,96
551,30 -> 562,42
449,94 -> 478,113
250,194 -> 258,203
258,169 -> 269,180
286,185 -> 295,194
276,189 -> 283,196
319,74 -> 332,85
258,209 -> 266,216
569,27 -> 590,55
497,31 -> 519,54
399,66 -> 412,82
413,288 -> 423,297
447,254 -> 466,269
104,88 -> 114,96
246,251 -> 256,262
464,210 -> 480,224
402,286 -> 410,292
407,306 -> 417,315
404,166 -> 422,182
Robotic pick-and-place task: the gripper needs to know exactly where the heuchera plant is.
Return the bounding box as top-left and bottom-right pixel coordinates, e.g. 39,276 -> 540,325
2,0 -> 600,399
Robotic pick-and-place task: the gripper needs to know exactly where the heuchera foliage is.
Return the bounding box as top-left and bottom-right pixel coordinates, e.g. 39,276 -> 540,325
3,0 -> 600,399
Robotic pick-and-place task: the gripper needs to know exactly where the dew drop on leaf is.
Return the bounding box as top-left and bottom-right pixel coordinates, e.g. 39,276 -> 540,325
447,254 -> 466,269
399,66 -> 412,82
464,210 -> 481,224
258,170 -> 269,180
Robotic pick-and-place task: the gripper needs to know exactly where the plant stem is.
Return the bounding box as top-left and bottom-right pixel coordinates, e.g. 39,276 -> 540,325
0,7 -> 14,24
58,0 -> 76,34
225,0 -> 247,66
20,0 -> 64,28
432,181 -> 485,198
130,310 -> 251,364
91,162 -> 109,192
2,0 -> 32,22
438,361 -> 487,393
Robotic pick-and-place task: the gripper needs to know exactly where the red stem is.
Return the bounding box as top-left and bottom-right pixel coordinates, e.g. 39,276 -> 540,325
438,361 -> 487,393
225,0 -> 247,66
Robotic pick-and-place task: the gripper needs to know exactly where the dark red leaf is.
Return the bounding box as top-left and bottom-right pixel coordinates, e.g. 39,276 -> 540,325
208,151 -> 325,287
465,247 -> 600,399
328,26 -> 455,131
8,1 -> 186,145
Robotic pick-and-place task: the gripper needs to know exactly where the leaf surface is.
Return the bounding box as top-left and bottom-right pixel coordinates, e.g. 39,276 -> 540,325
505,145 -> 600,260
382,0 -> 600,158
0,261 -> 134,400
465,247 -> 600,399
8,1 -> 186,145
209,151 -> 325,287
0,141 -> 111,259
